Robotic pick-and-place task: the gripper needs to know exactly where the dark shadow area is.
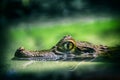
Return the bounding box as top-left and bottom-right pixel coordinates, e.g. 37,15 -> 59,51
85,0 -> 120,16
1,63 -> 120,80
0,0 -> 120,24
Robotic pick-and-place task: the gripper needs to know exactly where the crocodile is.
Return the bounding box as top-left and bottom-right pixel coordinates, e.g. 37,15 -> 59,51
12,35 -> 109,61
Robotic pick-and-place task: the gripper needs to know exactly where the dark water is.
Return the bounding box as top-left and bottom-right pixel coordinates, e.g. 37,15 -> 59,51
2,61 -> 120,80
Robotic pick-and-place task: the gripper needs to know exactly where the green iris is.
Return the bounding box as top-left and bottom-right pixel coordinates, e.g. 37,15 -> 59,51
56,41 -> 75,53
63,41 -> 74,51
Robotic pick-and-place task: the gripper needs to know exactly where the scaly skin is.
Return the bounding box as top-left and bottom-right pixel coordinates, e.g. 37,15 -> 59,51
13,35 -> 109,60
13,47 -> 63,60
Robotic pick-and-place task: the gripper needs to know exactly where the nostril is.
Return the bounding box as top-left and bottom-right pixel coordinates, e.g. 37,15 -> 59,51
14,47 -> 26,57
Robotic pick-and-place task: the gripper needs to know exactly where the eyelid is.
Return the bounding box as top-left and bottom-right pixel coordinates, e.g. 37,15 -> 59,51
67,40 -> 76,46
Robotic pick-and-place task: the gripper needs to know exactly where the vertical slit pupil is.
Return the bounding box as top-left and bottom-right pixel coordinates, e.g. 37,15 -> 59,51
63,42 -> 74,50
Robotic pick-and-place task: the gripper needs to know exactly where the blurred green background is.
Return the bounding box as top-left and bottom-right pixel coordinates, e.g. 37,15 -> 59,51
3,17 -> 120,80
1,0 -> 120,79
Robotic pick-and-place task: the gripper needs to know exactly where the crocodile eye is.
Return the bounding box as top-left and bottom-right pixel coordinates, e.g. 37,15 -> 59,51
63,41 -> 74,51
56,41 -> 75,53
53,37 -> 76,55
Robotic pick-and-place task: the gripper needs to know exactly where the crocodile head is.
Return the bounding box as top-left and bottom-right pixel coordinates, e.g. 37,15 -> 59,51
51,35 -> 99,58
